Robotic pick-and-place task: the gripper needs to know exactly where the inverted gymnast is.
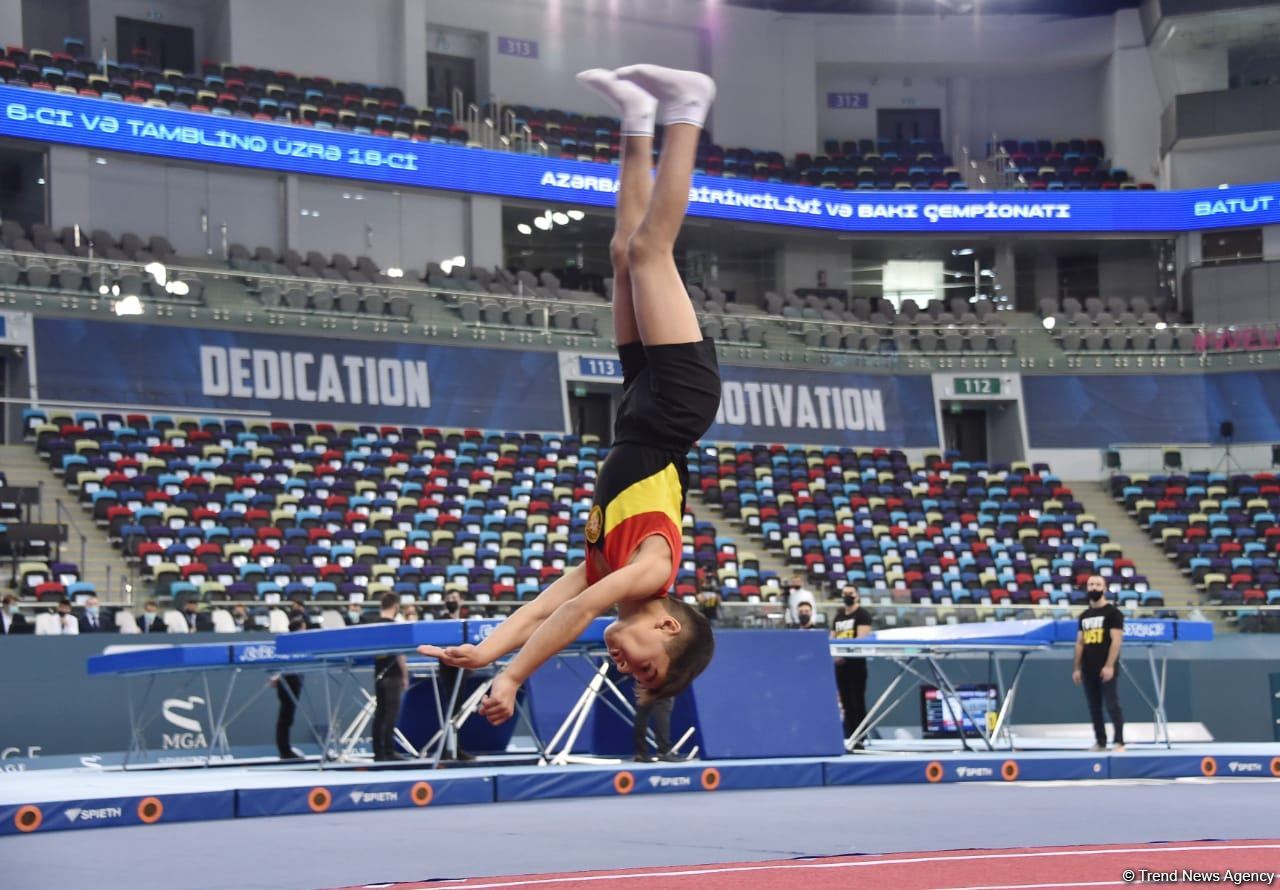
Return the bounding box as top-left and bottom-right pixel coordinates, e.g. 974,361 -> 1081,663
419,64 -> 721,724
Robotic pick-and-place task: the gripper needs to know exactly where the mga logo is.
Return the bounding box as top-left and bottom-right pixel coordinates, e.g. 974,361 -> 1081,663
648,775 -> 692,789
161,696 -> 208,750
1227,761 -> 1262,773
956,766 -> 994,778
64,806 -> 123,822
349,790 -> 398,805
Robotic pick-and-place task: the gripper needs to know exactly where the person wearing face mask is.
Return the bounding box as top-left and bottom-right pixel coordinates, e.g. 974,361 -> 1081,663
1,594 -> 30,635
435,591 -> 466,621
1072,574 -> 1125,752
831,586 -> 873,746
343,603 -> 368,626
51,599 -> 79,635
77,595 -> 116,633
137,599 -> 167,633
432,590 -> 474,761
793,601 -> 815,628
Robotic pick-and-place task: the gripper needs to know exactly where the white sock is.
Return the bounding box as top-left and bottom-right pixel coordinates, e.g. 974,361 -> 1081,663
614,64 -> 716,129
576,68 -> 656,137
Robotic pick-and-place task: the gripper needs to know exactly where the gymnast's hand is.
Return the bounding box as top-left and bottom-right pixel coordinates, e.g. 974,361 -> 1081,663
479,673 -> 519,725
416,643 -> 491,668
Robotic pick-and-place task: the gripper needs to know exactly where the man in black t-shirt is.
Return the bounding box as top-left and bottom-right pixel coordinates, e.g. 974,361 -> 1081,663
371,592 -> 409,761
271,608 -> 307,760
831,587 -> 874,746
1072,574 -> 1125,752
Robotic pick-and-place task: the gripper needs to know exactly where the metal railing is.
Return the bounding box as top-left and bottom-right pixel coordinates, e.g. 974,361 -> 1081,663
8,247 -> 1280,374
53,498 -> 87,579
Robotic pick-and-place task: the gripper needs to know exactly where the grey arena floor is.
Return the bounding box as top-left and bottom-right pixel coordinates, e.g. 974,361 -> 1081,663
4,778 -> 1279,890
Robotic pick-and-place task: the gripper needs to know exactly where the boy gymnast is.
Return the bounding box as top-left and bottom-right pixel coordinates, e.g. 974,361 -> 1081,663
418,64 -> 721,725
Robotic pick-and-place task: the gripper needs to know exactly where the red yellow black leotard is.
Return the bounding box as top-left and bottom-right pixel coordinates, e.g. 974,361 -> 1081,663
585,338 -> 721,594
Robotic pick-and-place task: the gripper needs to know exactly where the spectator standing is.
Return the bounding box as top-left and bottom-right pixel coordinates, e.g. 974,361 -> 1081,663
786,572 -> 817,625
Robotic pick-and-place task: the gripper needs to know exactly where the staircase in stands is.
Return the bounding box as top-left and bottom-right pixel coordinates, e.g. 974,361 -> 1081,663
1069,479 -> 1202,612
0,444 -> 134,601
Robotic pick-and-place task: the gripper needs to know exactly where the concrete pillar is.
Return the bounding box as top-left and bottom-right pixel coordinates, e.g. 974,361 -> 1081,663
468,195 -> 503,271
0,0 -> 21,47
400,0 -> 428,110
47,147 -> 90,231
283,175 -> 301,252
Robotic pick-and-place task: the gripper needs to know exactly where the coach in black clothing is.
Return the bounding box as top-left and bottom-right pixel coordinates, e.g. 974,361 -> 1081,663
1073,574 -> 1125,752
371,592 -> 409,761
830,588 -> 873,744
272,608 -> 308,760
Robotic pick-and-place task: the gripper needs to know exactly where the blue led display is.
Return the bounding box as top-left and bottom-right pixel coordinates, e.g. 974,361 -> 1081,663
4,85 -> 1278,234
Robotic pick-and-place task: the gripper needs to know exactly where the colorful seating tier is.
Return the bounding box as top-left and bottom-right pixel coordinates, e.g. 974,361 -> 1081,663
1111,471 -> 1280,609
24,409 -> 771,608
692,444 -> 1164,625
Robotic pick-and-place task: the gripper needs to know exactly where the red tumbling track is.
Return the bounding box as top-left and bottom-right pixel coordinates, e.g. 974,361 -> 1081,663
333,840 -> 1280,890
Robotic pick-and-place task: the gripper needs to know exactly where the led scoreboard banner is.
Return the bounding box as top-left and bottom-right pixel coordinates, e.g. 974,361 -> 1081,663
4,85 -> 1279,234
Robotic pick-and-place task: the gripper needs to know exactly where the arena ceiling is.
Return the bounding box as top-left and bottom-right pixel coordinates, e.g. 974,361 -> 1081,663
722,0 -> 1140,16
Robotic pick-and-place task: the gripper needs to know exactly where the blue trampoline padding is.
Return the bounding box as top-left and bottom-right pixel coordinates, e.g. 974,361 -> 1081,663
690,630 -> 846,759
1174,620 -> 1214,642
278,616 -> 614,656
274,620 -> 467,655
1050,619 -> 1214,645
866,618 -> 1058,647
465,616 -> 611,647
236,776 -> 494,817
87,644 -> 233,676
0,791 -> 235,836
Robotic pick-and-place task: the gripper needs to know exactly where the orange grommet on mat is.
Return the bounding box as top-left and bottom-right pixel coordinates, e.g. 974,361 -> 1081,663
14,805 -> 42,833
613,771 -> 635,795
137,797 -> 164,824
308,787 -> 332,812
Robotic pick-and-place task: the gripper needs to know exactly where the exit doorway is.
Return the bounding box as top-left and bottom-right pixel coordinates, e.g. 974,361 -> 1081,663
878,108 -> 942,144
568,388 -> 614,446
941,400 -> 1025,464
428,53 -> 476,109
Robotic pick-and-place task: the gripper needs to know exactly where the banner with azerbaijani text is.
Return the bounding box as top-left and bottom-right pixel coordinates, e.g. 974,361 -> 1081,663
33,318 -> 565,429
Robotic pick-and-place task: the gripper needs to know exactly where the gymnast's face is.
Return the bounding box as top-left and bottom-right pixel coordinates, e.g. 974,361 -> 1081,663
603,610 -> 678,690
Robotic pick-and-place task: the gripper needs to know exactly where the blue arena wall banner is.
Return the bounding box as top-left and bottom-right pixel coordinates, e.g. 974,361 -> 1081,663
1023,371 -> 1280,448
706,364 -> 938,447
4,85 -> 1280,235
32,318 -> 566,429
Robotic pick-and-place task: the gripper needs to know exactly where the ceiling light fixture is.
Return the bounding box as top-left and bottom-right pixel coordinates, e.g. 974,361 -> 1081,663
567,210 -> 585,221
113,295 -> 143,316
517,223 -> 533,235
